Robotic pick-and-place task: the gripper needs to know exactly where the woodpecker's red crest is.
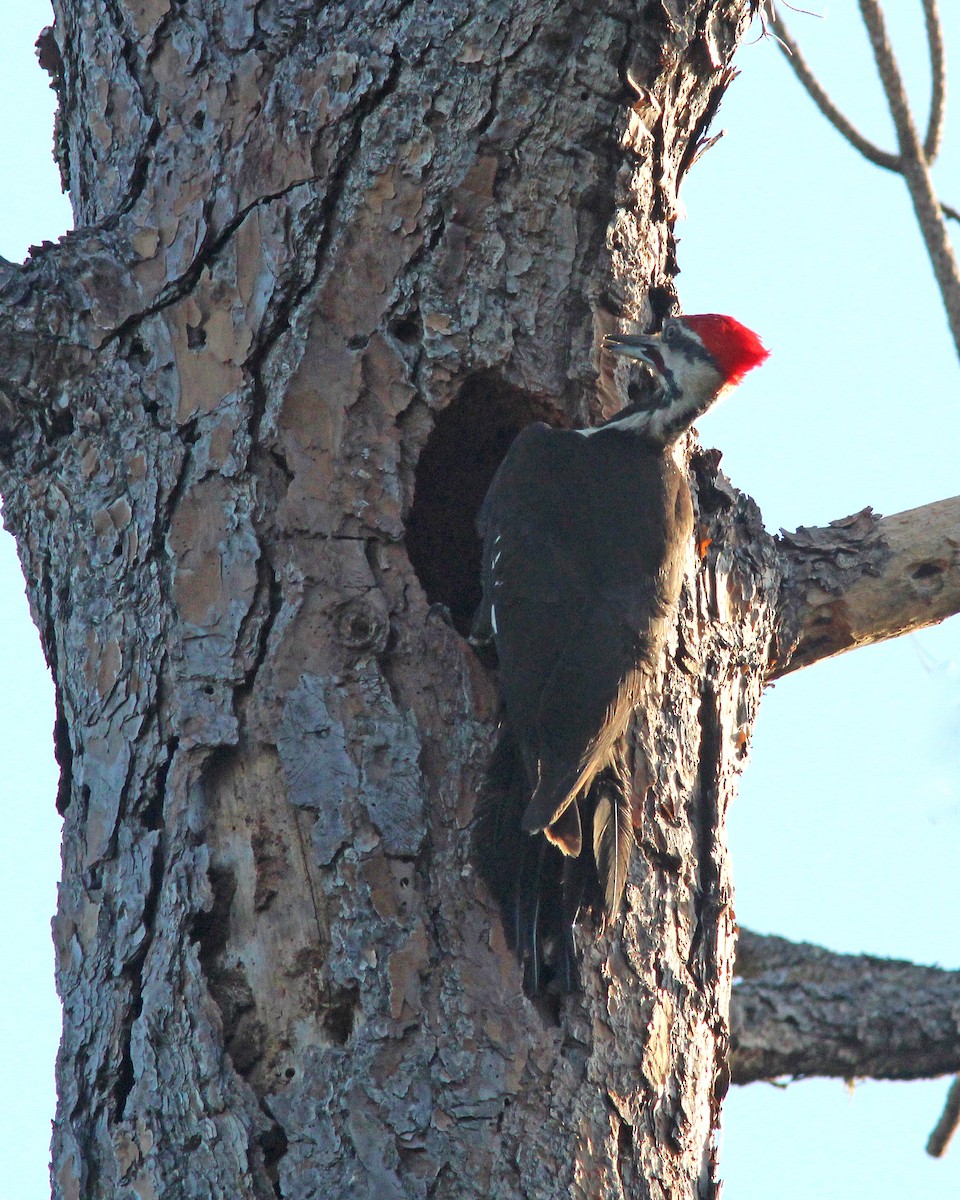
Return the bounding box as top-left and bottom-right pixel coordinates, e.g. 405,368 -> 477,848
679,313 -> 770,386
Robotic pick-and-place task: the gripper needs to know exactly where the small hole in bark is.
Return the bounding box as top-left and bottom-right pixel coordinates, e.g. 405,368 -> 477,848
48,404 -> 74,439
186,323 -> 206,350
259,1123 -> 289,1170
405,373 -> 559,635
648,286 -> 677,323
323,986 -> 360,1045
113,1042 -> 135,1121
389,314 -> 421,344
911,561 -> 943,580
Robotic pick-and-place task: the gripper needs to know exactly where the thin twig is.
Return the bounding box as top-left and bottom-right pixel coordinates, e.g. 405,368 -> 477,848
765,1 -> 900,171
766,1 -> 960,362
766,1 -> 946,171
927,1075 -> 960,1157
858,0 -> 960,360
922,0 -> 946,162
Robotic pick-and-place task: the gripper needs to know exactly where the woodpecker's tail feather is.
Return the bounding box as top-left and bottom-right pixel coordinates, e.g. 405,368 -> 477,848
542,798 -> 582,857
473,729 -> 633,995
472,728 -> 529,928
591,764 -> 634,917
473,728 -> 581,992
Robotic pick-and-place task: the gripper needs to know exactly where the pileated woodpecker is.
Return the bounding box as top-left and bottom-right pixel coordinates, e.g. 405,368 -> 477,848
471,313 -> 768,992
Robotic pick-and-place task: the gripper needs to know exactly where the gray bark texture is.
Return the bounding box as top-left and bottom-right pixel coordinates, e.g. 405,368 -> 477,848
731,931 -> 960,1084
1,2 -> 958,1199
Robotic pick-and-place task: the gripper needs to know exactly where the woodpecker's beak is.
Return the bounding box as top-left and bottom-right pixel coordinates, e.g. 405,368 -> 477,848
602,332 -> 665,376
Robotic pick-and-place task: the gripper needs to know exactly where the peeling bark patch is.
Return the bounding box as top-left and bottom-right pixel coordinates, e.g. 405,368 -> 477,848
353,664 -> 425,857
277,673 -> 356,863
387,920 -> 430,1022
776,507 -> 888,669
278,668 -> 425,858
346,1083 -> 407,1200
779,509 -> 889,593
167,477 -> 259,630
404,373 -> 560,634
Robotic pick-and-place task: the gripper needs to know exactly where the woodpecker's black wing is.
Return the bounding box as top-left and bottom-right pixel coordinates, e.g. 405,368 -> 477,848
472,420 -> 692,988
476,421 -> 685,823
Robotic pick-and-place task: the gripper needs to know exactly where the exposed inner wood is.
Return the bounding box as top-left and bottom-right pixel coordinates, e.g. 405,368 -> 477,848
776,496 -> 960,675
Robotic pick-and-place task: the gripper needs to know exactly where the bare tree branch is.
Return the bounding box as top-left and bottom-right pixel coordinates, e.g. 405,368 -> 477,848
774,497 -> 960,676
731,930 -> 960,1084
766,0 -> 945,168
765,3 -> 900,171
858,0 -> 960,358
927,1076 -> 960,1157
922,0 -> 947,163
766,1 -> 960,360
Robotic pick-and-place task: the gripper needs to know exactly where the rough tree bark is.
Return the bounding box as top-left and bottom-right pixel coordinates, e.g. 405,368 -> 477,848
731,931 -> 960,1085
1,2 -> 957,1199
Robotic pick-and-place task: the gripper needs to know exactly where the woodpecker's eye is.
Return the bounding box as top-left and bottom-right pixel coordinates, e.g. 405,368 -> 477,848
663,323 -> 678,343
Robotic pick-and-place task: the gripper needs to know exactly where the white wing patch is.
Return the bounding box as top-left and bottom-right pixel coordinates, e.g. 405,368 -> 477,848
490,532 -> 501,635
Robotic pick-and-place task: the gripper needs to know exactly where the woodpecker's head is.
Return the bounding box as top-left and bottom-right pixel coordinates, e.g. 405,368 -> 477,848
602,313 -> 769,444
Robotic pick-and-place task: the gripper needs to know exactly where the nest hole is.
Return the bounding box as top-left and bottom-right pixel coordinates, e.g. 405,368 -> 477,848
405,374 -> 557,635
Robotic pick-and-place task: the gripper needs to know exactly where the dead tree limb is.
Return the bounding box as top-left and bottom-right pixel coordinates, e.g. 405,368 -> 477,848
731,930 -> 960,1083
774,498 -> 960,676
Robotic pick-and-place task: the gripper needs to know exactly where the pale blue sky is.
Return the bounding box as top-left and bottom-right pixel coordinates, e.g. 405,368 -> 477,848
1,3 -> 958,1197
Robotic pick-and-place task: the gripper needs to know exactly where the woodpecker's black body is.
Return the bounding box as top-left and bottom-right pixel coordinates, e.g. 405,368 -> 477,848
471,420 -> 691,989
470,313 -> 769,993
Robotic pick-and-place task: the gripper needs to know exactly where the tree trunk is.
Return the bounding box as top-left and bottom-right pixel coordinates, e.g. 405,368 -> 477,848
4,2 -> 954,1199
